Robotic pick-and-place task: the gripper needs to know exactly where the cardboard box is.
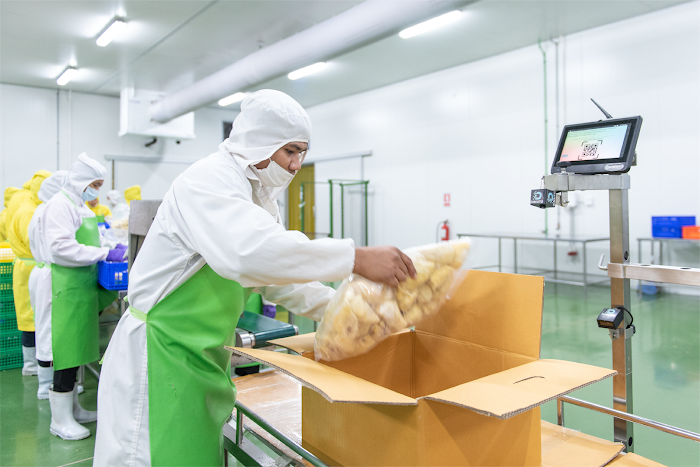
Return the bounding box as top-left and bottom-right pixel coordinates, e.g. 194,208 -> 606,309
230,270 -> 616,466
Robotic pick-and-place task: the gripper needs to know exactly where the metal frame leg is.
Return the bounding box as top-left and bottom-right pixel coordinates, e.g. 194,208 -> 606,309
553,239 -> 557,280
498,238 -> 502,272
609,189 -> 633,452
514,239 -> 518,274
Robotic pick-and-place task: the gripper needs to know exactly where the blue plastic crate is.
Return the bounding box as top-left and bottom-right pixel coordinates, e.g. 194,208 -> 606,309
98,261 -> 128,290
652,216 -> 696,238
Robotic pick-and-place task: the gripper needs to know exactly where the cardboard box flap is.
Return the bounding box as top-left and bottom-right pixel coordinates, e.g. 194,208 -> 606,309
268,333 -> 316,354
422,359 -> 616,419
606,453 -> 665,467
416,270 -> 545,359
229,347 -> 417,405
269,330 -> 411,355
541,421 -> 624,467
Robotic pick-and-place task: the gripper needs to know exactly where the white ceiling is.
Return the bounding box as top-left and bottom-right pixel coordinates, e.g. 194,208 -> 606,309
1,0 -> 692,110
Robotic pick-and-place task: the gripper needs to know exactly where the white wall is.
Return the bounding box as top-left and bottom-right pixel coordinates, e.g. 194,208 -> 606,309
305,2 -> 700,277
1,84 -> 239,201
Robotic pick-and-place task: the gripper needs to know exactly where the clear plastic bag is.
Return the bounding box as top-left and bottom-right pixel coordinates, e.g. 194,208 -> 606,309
314,238 -> 471,362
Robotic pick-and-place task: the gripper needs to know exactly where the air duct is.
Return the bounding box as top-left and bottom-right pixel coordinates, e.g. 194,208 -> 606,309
150,0 -> 472,123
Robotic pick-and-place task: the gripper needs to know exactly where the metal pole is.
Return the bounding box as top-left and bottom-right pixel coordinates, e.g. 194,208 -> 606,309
236,410 -> 244,445
112,160 -> 116,190
498,238 -> 502,272
329,181 -> 333,238
583,241 -> 588,286
557,398 -> 564,426
609,189 -> 633,451
559,396 -> 700,443
340,184 -> 345,239
364,182 -> 368,246
553,239 -> 557,280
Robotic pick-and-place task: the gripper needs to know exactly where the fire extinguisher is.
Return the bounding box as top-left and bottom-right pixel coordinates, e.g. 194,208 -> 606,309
437,220 -> 450,242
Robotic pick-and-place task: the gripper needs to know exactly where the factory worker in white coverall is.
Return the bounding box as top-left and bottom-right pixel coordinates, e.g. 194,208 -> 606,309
27,170 -> 67,400
31,154 -> 124,441
94,89 -> 415,467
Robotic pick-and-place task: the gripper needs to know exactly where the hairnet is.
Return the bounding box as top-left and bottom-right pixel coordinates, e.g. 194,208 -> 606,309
4,187 -> 19,208
65,153 -> 107,197
219,89 -> 311,171
38,170 -> 68,203
124,185 -> 141,204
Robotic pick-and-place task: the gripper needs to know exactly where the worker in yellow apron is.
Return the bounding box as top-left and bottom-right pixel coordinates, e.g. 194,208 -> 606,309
8,170 -> 52,375
124,185 -> 141,205
86,197 -> 112,223
0,187 -> 20,242
94,90 -> 415,466
34,153 -> 124,441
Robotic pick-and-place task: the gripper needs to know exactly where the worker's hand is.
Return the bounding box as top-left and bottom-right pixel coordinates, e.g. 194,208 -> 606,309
106,244 -> 128,262
353,246 -> 416,288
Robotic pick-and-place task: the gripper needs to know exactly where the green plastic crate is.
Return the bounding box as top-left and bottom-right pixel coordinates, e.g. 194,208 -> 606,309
0,286 -> 13,303
0,331 -> 22,352
0,263 -> 12,282
0,349 -> 23,370
0,301 -> 15,314
0,311 -> 18,334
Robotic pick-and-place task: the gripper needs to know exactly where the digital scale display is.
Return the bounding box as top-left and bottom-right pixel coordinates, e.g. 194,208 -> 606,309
559,124 -> 630,162
551,116 -> 642,175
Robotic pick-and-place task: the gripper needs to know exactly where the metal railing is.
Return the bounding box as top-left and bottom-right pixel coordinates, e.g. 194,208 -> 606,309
557,396 -> 700,443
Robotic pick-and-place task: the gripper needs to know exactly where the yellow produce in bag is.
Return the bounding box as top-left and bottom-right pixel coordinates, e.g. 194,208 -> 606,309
314,238 -> 471,361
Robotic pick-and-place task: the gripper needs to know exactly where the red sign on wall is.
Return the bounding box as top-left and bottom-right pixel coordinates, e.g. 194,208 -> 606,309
444,193 -> 451,207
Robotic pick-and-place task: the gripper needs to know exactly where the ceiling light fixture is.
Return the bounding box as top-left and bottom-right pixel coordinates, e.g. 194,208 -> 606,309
96,18 -> 128,47
218,92 -> 248,107
399,10 -> 462,39
288,62 -> 326,80
56,67 -> 78,86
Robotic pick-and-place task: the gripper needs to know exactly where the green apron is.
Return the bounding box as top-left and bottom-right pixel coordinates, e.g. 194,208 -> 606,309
95,215 -> 105,223
52,192 -> 117,370
129,264 -> 250,466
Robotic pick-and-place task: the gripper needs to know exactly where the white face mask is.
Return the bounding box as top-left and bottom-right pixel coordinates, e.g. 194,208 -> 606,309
254,160 -> 295,188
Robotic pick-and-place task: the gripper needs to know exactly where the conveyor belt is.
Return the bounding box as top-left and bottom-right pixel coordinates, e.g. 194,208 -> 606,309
235,311 -> 299,348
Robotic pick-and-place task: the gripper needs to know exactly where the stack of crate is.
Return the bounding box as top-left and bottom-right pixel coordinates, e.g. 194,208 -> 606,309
0,245 -> 22,370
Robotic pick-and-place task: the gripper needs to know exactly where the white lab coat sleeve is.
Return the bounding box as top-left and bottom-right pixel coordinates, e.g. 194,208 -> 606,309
172,166 -> 355,287
45,198 -> 109,267
254,282 -> 335,322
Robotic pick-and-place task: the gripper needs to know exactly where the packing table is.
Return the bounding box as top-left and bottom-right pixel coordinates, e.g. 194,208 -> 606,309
225,369 -> 663,467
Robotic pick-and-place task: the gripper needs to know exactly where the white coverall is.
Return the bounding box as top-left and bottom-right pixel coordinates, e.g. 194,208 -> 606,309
94,90 -> 355,466
28,156 -> 109,363
27,170 -> 67,357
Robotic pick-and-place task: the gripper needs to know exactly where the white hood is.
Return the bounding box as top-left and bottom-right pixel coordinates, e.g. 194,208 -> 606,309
38,171 -> 68,203
64,153 -> 107,199
219,90 -> 310,213
105,190 -> 124,209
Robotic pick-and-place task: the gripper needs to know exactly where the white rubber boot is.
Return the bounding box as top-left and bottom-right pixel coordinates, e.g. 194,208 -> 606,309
37,366 -> 53,400
22,346 -> 38,376
73,388 -> 97,423
49,389 -> 90,440
76,384 -> 84,395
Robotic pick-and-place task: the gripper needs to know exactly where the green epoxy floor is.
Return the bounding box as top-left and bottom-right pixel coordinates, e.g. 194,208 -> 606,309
0,284 -> 698,466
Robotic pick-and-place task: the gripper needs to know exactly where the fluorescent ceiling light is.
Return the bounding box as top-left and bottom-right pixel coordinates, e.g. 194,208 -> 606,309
218,92 -> 248,106
288,62 -> 326,80
96,18 -> 127,47
56,67 -> 78,86
399,10 -> 462,39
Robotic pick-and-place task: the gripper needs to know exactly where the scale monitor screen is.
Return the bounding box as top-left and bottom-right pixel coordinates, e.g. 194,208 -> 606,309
551,116 -> 642,174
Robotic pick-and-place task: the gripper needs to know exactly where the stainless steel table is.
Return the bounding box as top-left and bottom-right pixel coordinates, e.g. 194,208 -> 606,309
637,237 -> 700,266
457,233 -> 610,287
